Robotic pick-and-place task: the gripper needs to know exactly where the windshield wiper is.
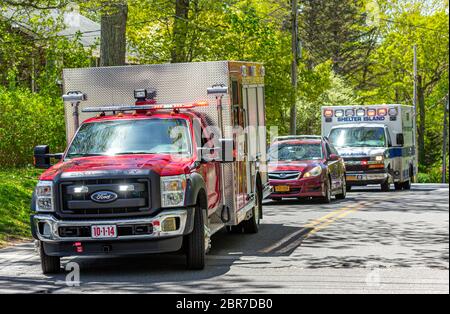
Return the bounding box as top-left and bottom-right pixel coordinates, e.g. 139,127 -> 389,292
67,153 -> 106,158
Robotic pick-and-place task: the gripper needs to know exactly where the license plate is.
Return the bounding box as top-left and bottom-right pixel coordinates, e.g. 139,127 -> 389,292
275,185 -> 290,192
91,225 -> 117,239
347,175 -> 367,181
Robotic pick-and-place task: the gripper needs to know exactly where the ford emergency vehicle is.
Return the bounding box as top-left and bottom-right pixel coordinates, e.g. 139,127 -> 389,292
321,105 -> 417,192
31,61 -> 271,273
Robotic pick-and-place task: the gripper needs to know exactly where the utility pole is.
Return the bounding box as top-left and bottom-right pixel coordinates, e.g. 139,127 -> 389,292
290,0 -> 299,135
443,95 -> 449,184
413,45 -> 419,174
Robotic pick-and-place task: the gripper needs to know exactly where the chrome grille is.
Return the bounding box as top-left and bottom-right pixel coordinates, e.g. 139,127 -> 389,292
269,171 -> 301,180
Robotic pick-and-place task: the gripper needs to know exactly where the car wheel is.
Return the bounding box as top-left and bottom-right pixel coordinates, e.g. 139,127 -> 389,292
39,241 -> 61,274
186,204 -> 206,270
321,178 -> 332,203
335,177 -> 347,200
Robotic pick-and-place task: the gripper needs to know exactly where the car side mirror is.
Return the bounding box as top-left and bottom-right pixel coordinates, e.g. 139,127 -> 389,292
33,145 -> 63,169
396,133 -> 405,146
329,154 -> 340,161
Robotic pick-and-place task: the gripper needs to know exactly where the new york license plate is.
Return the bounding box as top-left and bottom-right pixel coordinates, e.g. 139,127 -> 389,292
275,185 -> 290,192
91,225 -> 118,239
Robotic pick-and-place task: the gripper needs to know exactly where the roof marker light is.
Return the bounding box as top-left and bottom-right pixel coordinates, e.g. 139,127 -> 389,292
388,108 -> 398,116
335,110 -> 344,118
324,109 -> 333,118
345,109 -> 355,117
367,109 -> 376,117
356,109 -> 366,116
378,108 -> 387,116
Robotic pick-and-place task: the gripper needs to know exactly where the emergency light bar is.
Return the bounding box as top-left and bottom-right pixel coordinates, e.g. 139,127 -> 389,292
82,102 -> 209,113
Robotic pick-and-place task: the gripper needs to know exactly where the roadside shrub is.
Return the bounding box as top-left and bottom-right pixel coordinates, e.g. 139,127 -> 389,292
0,87 -> 66,167
417,157 -> 449,183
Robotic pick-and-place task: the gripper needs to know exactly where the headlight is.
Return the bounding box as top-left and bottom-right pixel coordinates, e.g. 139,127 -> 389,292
374,155 -> 384,162
303,166 -> 323,178
35,181 -> 54,212
161,175 -> 187,208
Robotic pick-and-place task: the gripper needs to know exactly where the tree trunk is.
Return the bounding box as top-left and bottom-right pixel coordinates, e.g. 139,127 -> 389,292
171,0 -> 190,63
417,75 -> 426,165
100,1 -> 128,67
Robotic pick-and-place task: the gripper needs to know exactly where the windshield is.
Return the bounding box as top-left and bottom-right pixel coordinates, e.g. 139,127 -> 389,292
67,119 -> 191,158
329,127 -> 386,148
268,143 -> 323,161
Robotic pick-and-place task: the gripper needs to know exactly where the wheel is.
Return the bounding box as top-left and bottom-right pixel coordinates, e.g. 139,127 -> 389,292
394,182 -> 403,191
39,241 -> 61,274
402,167 -> 413,190
335,177 -> 347,200
346,185 -> 352,192
321,177 -> 332,203
242,185 -> 262,234
186,204 -> 206,270
381,180 -> 391,192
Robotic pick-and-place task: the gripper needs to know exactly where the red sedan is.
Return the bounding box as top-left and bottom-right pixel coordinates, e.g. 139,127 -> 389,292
268,136 -> 347,203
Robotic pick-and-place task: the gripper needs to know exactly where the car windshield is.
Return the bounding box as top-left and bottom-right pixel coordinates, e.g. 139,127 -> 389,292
66,119 -> 191,158
329,127 -> 386,148
268,143 -> 323,161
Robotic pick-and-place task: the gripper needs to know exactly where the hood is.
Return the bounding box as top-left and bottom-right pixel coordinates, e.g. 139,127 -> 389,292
336,147 -> 386,158
268,160 -> 322,172
40,155 -> 194,181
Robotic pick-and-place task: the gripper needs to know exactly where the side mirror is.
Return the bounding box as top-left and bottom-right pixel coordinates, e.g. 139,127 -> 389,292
34,145 -> 50,169
33,145 -> 63,169
396,133 -> 405,146
329,154 -> 340,161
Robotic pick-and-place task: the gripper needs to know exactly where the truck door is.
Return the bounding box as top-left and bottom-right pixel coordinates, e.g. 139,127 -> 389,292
232,80 -> 249,210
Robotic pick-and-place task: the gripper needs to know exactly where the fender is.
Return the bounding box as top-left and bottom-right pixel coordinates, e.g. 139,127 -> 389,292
185,172 -> 207,208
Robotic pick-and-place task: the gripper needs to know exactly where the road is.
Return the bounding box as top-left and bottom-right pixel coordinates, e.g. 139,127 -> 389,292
0,184 -> 448,294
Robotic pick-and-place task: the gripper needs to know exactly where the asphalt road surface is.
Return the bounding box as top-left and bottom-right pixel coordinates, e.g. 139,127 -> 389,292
0,184 -> 448,294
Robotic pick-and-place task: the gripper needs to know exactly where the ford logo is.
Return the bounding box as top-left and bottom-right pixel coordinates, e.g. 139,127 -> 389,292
91,191 -> 118,203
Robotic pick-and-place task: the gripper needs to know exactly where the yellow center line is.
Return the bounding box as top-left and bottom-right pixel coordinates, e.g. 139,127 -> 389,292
260,205 -> 355,254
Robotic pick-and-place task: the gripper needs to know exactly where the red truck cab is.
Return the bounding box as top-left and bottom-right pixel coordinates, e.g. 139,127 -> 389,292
31,62 -> 270,274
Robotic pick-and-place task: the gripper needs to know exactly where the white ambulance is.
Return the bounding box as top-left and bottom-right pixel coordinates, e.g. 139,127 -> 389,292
321,105 -> 417,191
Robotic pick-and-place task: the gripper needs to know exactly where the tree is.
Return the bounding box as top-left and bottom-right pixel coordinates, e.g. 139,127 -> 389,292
300,0 -> 378,90
100,0 -> 128,66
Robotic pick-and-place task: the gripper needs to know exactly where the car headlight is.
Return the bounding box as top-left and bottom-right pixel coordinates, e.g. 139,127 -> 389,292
161,175 -> 187,208
35,181 -> 54,212
374,155 -> 384,162
303,166 -> 323,178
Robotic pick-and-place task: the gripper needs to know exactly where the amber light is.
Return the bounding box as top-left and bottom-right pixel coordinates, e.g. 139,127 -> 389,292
378,108 -> 387,116
369,164 -> 385,169
324,109 -> 333,118
367,109 -> 376,117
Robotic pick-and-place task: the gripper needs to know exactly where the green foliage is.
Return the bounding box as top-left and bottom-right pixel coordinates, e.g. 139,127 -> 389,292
0,167 -> 42,246
0,87 -> 66,166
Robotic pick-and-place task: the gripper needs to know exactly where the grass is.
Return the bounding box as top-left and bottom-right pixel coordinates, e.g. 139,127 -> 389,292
0,167 -> 42,247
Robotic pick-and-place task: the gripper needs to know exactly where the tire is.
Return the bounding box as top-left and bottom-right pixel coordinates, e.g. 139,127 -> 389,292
242,185 -> 262,234
381,180 -> 391,192
186,204 -> 206,270
346,185 -> 352,192
402,166 -> 413,190
321,177 -> 332,203
394,182 -> 403,191
39,242 -> 61,274
335,177 -> 347,200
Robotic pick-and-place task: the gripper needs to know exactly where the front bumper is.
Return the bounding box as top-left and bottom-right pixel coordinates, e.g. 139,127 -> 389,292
346,172 -> 389,185
269,177 -> 325,198
32,209 -> 194,243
